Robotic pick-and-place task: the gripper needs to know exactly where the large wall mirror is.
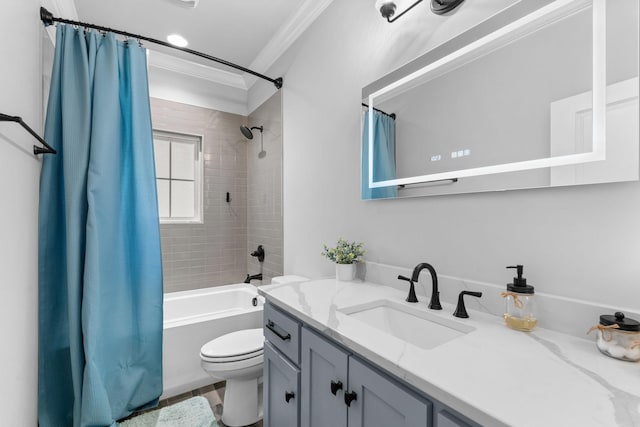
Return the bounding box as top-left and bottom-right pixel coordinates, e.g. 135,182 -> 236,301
361,0 -> 639,199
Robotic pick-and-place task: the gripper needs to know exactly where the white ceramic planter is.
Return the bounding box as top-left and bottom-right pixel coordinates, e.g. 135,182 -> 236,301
336,263 -> 356,281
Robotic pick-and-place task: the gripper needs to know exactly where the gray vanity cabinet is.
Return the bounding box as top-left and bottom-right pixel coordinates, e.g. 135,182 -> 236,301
264,303 -> 478,427
264,341 -> 300,427
301,327 -> 431,427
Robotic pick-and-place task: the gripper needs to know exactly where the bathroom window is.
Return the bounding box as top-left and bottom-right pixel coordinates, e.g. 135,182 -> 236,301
153,130 -> 203,224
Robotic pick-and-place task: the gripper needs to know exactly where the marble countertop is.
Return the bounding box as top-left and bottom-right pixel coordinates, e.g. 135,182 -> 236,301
258,279 -> 640,427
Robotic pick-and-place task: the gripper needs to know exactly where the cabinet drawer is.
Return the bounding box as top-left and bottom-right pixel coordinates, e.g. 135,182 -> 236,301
264,303 -> 301,365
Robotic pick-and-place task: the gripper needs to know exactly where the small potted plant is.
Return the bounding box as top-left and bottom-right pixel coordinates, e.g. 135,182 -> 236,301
321,238 -> 365,281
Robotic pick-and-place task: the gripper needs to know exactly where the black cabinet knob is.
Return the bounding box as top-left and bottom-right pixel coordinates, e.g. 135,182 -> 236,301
344,391 -> 357,407
330,380 -> 343,395
285,391 -> 295,403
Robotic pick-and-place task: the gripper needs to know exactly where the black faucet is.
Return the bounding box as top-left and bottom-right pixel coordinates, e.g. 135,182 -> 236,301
411,263 -> 441,310
244,273 -> 263,284
453,291 -> 482,318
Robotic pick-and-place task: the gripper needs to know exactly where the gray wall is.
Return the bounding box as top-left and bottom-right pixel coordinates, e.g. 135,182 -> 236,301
150,98 -> 249,292
0,1 -> 41,422
247,92 -> 284,283
259,0 -> 640,309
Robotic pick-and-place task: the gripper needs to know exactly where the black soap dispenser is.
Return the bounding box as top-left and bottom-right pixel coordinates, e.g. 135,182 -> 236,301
502,265 -> 537,332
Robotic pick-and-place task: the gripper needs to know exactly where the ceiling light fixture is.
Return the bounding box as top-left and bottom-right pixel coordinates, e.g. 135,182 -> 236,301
376,0 -> 465,23
167,34 -> 188,48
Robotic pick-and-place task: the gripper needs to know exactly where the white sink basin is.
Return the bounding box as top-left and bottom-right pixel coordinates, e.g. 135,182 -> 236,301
340,299 -> 475,350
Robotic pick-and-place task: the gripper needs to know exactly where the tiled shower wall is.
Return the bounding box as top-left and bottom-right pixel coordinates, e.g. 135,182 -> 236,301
247,93 -> 284,283
150,98 -> 248,293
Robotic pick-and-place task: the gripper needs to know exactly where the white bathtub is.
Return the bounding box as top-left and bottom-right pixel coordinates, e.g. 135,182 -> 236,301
161,283 -> 264,399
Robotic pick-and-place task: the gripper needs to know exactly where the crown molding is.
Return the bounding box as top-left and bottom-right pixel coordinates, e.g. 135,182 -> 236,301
42,0 -> 333,94
147,51 -> 248,90
146,0 -> 334,92
245,0 -> 336,88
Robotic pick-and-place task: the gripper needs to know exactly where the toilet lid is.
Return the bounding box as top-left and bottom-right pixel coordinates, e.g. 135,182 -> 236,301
200,328 -> 264,359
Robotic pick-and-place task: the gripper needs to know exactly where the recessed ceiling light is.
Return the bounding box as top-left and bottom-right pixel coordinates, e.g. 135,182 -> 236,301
167,34 -> 188,48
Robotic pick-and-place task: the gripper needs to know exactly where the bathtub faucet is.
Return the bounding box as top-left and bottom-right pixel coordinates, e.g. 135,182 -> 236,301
244,273 -> 263,284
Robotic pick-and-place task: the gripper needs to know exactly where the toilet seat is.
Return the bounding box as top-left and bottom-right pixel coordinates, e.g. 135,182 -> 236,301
200,328 -> 264,364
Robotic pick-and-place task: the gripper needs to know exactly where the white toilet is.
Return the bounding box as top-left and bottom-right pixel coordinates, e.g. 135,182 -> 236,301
200,275 -> 308,426
200,328 -> 264,426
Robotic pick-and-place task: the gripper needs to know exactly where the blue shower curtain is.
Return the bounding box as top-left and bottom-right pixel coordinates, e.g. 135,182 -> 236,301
38,25 -> 163,427
361,109 -> 398,199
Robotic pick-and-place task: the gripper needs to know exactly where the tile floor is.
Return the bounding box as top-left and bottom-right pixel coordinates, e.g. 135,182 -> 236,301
158,381 -> 263,427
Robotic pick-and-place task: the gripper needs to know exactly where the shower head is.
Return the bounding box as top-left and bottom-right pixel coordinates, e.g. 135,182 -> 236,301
240,125 -> 263,140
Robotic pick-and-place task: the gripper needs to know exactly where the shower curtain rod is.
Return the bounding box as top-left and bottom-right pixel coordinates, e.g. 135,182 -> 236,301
362,103 -> 396,120
39,7 -> 283,89
0,113 -> 56,155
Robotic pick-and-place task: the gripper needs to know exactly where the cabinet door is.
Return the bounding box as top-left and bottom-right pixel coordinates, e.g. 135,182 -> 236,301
301,327 -> 349,427
346,357 -> 432,427
263,341 -> 300,427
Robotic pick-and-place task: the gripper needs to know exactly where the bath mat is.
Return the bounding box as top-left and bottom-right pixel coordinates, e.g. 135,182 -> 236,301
118,396 -> 218,427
